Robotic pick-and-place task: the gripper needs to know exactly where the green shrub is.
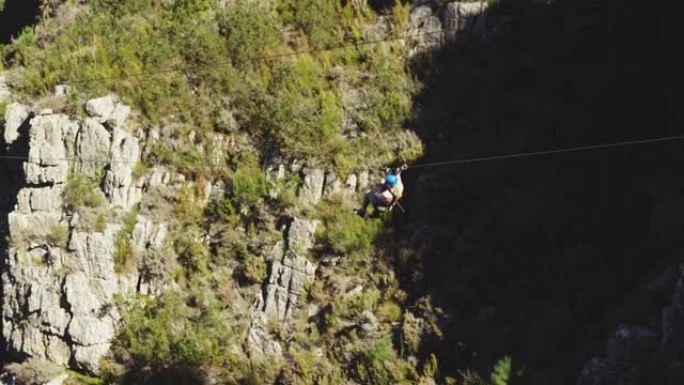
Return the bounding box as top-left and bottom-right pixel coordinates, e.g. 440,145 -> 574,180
64,173 -> 105,211
284,347 -> 345,385
114,291 -> 240,375
321,208 -> 385,257
217,0 -> 280,68
239,254 -> 267,284
277,0 -> 342,48
114,210 -> 137,274
353,335 -> 417,385
490,356 -> 512,385
229,167 -> 267,208
65,370 -> 105,385
174,224 -> 210,274
377,301 -> 402,322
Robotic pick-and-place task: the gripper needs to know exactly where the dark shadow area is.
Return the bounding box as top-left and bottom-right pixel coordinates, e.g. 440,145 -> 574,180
120,367 -> 207,385
0,114 -> 32,362
0,0 -> 41,44
391,0 -> 683,383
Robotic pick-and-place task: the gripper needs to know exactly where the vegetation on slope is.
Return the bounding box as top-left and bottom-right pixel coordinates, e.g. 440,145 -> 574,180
2,0 -> 428,384
5,0 -> 420,175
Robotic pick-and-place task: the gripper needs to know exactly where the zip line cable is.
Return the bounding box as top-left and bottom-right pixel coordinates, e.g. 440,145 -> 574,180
402,135 -> 684,170
3,16 -> 681,172
1,135 -> 682,169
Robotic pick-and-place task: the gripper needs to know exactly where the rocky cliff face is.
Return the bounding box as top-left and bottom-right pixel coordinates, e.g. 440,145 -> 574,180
0,0 -> 491,379
578,265 -> 684,385
0,95 -> 169,373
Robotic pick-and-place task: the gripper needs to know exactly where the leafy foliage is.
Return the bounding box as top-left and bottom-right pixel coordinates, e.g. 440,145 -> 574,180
64,173 -> 105,211
490,356 -> 512,385
114,209 -> 137,274
112,290 -> 242,378
8,0 -> 418,172
321,206 -> 386,257
353,335 -> 418,385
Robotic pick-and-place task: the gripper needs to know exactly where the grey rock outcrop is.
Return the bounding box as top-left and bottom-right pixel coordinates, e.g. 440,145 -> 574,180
0,73 -> 11,104
85,95 -> 131,129
407,1 -> 488,52
247,214 -> 319,357
103,128 -> 142,209
261,250 -> 316,321
298,168 -> 325,206
3,103 -> 29,148
409,6 -> 443,49
323,171 -> 358,201
23,114 -> 77,185
248,250 -> 316,356
76,119 -> 111,177
442,1 -> 487,38
287,217 -> 320,256
1,98 -> 166,373
578,264 -> 684,385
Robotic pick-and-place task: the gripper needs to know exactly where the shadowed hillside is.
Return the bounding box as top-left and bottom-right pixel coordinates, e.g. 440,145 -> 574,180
391,0 -> 683,383
0,0 -> 41,44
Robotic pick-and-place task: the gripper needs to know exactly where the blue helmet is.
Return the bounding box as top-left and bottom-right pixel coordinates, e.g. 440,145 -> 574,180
384,174 -> 398,187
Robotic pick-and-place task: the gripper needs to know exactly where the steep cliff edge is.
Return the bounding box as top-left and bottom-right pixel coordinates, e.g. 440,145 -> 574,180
1,95 -> 170,373
0,1 -> 487,383
1,0 -> 681,384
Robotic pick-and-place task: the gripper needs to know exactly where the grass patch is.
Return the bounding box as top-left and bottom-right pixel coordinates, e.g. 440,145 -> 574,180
46,224 -> 69,247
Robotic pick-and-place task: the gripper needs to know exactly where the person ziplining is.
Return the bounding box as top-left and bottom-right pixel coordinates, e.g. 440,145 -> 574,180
357,164 -> 407,218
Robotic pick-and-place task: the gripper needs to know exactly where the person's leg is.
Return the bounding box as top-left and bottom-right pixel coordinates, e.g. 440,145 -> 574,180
358,191 -> 373,217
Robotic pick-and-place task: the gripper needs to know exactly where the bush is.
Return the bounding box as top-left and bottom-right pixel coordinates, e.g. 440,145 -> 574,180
239,254 -> 267,284
353,335 -> 417,385
229,167 -> 267,208
217,0 -> 280,68
490,356 -> 512,385
321,207 -> 385,257
277,0 -> 342,48
64,173 -> 105,211
113,291 -> 241,377
114,209 -> 137,274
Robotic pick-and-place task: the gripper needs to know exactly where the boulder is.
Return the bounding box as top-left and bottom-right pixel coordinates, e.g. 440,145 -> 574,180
442,2 -> 487,36
298,168 -> 325,206
357,310 -> 379,338
409,6 -> 443,49
85,95 -> 130,128
323,171 -> 358,201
